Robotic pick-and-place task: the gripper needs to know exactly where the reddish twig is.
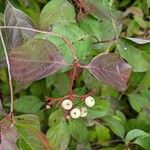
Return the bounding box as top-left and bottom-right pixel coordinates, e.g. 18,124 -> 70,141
69,60 -> 78,100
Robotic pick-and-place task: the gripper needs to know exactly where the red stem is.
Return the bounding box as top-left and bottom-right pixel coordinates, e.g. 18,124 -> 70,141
69,60 -> 78,100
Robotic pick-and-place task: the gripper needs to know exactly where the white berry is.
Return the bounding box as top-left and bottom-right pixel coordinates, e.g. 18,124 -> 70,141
46,105 -> 51,109
80,107 -> 88,117
61,99 -> 73,110
70,108 -> 80,119
85,96 -> 95,107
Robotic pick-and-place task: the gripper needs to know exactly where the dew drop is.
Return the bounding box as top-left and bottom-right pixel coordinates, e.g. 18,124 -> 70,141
124,46 -> 127,50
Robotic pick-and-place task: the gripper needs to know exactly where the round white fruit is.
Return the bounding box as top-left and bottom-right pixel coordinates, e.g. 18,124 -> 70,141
61,99 -> 73,110
80,107 -> 88,117
85,96 -> 95,107
70,108 -> 80,119
46,105 -> 51,109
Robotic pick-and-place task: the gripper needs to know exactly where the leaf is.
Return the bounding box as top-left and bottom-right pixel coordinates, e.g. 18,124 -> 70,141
76,142 -> 92,150
46,119 -> 70,150
68,119 -> 88,142
86,0 -> 122,36
103,117 -> 125,139
30,80 -> 45,98
18,0 -> 40,22
128,94 -> 150,112
51,73 -> 70,97
125,129 -> 149,144
96,124 -> 110,143
134,16 -> 147,28
87,99 -> 110,119
86,53 -> 131,91
38,0 -> 76,29
15,114 -> 50,150
14,96 -> 43,113
79,16 -> 121,42
83,69 -> 101,91
4,2 -> 35,49
36,23 -> 91,63
125,37 -> 150,44
117,40 -> 150,72
15,114 -> 41,130
125,119 -> 150,133
134,135 -> 150,149
9,38 -> 67,83
16,124 -> 50,150
48,110 -> 63,127
137,70 -> 150,91
0,118 -> 19,150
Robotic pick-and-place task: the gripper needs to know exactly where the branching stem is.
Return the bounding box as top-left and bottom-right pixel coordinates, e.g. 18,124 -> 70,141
0,26 -> 77,60
69,60 -> 78,100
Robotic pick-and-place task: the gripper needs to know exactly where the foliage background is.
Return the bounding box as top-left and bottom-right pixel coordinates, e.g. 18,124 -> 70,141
0,0 -> 150,150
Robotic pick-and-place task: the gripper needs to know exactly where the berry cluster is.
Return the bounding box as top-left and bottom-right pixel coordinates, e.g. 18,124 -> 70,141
61,96 -> 95,119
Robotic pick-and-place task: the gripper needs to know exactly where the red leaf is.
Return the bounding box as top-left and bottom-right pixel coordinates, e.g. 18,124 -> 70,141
87,53 -> 131,91
9,39 -> 67,83
4,2 -> 35,49
0,118 -> 19,150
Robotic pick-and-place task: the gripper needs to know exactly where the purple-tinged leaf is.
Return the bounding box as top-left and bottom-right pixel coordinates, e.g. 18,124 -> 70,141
4,2 -> 35,49
0,59 -> 6,68
9,39 -> 67,83
86,53 -> 131,91
0,118 -> 19,150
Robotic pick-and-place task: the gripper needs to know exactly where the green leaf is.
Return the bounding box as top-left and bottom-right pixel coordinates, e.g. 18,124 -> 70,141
137,70 -> 150,91
83,70 -> 101,92
69,119 -> 88,142
88,99 -> 110,119
15,114 -> 41,130
125,119 -> 150,133
18,0 -> 40,22
134,135 -> 150,149
117,40 -> 150,72
103,117 -> 125,139
48,110 -> 63,127
125,129 -> 149,144
38,0 -> 76,29
138,109 -> 150,126
96,124 -> 110,143
15,114 -> 50,150
46,74 -> 57,88
16,124 -> 50,150
128,94 -> 150,112
17,138 -> 32,150
30,80 -> 45,98
134,16 -> 147,28
115,110 -> 127,125
36,23 -> 91,63
79,16 -> 121,41
0,68 -> 8,83
147,0 -> 150,8
46,119 -> 70,150
51,73 -> 70,97
14,96 -> 43,113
